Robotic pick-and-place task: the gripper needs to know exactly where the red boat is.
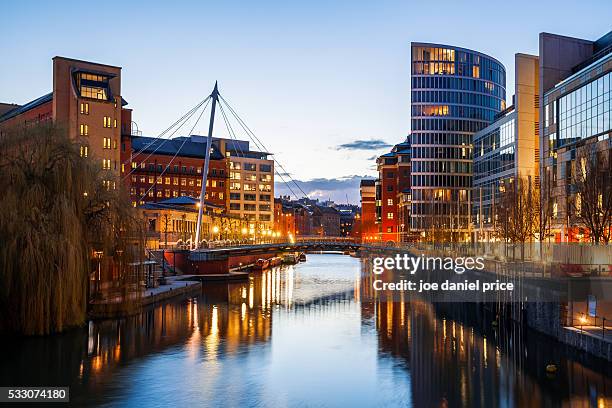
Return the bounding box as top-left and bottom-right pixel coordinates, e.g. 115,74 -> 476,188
252,258 -> 270,271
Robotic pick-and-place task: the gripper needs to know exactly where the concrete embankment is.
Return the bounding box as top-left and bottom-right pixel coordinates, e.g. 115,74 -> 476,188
89,280 -> 202,319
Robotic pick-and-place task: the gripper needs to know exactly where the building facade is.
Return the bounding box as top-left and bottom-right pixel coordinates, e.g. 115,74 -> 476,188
473,53 -> 540,240
410,44 -> 506,240
122,135 -> 228,208
0,57 -> 126,188
375,138 -> 411,243
359,179 -> 378,242
225,140 -> 275,233
540,31 -> 612,242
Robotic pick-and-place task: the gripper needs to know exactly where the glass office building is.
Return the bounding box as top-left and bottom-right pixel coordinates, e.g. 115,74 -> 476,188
410,43 -> 506,238
541,43 -> 612,241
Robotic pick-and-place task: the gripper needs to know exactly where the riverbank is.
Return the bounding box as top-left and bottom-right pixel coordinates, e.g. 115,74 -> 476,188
89,277 -> 202,319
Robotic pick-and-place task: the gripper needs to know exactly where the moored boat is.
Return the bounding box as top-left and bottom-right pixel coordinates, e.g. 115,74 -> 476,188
298,253 -> 306,262
283,253 -> 298,264
269,257 -> 283,267
252,258 -> 270,271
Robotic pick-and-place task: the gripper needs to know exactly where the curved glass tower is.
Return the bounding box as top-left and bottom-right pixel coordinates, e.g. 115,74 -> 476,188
410,43 -> 506,240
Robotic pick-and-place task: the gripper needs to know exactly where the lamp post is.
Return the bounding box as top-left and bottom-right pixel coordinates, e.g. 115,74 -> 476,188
93,250 -> 104,300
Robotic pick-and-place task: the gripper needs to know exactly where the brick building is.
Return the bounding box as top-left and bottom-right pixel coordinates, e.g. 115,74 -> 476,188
0,56 -> 126,190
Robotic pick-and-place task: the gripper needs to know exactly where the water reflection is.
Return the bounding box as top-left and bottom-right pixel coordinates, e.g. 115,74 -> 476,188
0,254 -> 610,407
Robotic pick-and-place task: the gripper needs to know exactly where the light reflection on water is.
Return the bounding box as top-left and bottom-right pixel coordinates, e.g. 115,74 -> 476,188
1,254 -> 611,407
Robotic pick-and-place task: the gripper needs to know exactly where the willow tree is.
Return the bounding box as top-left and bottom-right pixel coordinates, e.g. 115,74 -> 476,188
0,124 -> 142,335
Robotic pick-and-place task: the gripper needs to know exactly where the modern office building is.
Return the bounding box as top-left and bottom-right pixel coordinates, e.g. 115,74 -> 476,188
0,57 -> 127,187
410,43 -> 506,240
375,138 -> 411,243
473,53 -> 540,240
540,31 -> 612,242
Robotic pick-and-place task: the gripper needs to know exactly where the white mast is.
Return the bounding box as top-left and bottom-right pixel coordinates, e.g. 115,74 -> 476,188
195,82 -> 219,249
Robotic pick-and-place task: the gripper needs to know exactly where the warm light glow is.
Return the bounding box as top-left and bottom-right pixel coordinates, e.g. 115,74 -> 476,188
212,225 -> 219,234
241,227 -> 248,235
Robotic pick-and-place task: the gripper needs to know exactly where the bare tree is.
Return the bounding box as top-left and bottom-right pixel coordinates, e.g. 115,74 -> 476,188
570,145 -> 612,244
495,176 -> 539,260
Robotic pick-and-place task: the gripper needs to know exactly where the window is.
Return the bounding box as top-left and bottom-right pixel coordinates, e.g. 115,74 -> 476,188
386,185 -> 393,192
244,194 -> 256,201
387,212 -> 394,219
387,199 -> 393,206
102,159 -> 111,170
244,163 -> 256,171
230,203 -> 241,210
114,119 -> 117,128
80,145 -> 88,157
165,177 -> 170,185
80,103 -> 89,115
386,227 -> 393,233
103,117 -> 112,128
103,137 -> 111,149
80,124 -> 88,136
260,164 -> 272,172
81,86 -> 107,100
230,193 -> 241,200
244,204 -> 256,211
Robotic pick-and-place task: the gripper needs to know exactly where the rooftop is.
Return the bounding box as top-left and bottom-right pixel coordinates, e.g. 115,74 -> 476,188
131,135 -> 225,160
0,92 -> 53,123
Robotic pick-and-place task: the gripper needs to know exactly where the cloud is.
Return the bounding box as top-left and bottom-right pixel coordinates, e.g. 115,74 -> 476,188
275,175 -> 376,205
336,139 -> 391,151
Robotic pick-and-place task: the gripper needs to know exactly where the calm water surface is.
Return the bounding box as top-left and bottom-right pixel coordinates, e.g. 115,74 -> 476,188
1,254 -> 611,407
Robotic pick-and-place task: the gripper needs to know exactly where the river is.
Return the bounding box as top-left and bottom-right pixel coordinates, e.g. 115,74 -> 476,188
1,254 -> 611,407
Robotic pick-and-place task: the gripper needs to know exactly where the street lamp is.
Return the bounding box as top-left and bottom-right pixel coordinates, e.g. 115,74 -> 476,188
212,225 -> 220,241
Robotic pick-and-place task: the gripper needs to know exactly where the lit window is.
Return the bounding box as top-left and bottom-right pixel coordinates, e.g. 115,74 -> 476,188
80,124 -> 88,136
81,86 -> 107,100
80,103 -> 89,115
103,116 -> 112,128
387,212 -> 394,219
80,145 -> 88,157
472,65 -> 480,78
387,199 -> 393,206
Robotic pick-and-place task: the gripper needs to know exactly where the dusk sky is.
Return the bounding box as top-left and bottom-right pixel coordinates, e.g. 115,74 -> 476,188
1,0 -> 610,203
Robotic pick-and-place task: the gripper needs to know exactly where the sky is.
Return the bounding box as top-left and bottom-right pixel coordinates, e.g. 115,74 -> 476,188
1,0 -> 610,203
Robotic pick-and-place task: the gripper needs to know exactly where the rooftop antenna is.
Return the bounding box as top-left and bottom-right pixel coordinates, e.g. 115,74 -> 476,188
195,82 -> 219,249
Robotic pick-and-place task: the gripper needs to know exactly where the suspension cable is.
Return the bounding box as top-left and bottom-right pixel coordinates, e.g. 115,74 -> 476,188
122,95 -> 211,180
218,95 -> 309,198
217,102 -> 300,200
137,97 -> 212,203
